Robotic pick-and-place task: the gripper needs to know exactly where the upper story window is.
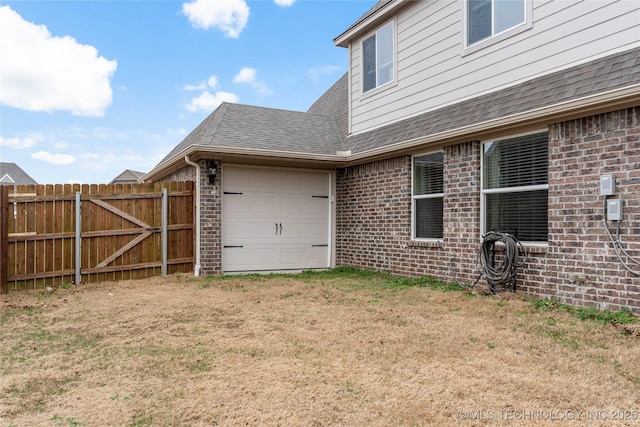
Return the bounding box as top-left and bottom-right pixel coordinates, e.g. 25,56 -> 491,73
482,132 -> 548,243
412,152 -> 444,240
362,21 -> 394,93
467,0 -> 526,46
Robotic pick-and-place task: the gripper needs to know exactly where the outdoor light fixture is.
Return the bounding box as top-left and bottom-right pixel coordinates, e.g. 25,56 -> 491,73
207,160 -> 217,184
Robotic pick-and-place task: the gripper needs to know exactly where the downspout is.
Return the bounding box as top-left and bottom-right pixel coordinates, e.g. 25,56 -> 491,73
184,155 -> 201,276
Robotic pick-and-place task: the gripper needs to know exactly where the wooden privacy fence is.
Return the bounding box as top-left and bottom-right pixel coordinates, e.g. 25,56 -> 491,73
0,181 -> 194,292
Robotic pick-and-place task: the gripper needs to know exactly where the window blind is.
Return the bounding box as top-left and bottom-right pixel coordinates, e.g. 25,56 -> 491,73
483,132 -> 548,189
413,152 -> 444,195
483,132 -> 548,242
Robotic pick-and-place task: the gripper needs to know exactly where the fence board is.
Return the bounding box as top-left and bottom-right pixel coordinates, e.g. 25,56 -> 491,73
1,186 -> 8,293
3,181 -> 194,290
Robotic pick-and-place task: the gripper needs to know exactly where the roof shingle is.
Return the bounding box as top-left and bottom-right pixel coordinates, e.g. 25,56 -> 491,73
158,103 -> 346,165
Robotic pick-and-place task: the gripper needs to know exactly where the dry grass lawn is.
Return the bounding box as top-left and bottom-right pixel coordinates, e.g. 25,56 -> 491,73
1,269 -> 640,427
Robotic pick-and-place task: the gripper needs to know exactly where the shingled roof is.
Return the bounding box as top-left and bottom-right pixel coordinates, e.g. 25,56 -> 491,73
307,72 -> 349,139
110,169 -> 145,184
158,102 -> 346,166
0,162 -> 38,185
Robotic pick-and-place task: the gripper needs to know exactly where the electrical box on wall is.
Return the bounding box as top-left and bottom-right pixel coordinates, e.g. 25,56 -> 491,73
607,199 -> 622,221
600,174 -> 615,196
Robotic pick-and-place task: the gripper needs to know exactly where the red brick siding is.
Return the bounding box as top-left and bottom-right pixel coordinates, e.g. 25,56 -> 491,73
336,148 -> 482,285
200,160 -> 222,275
336,106 -> 640,313
548,107 -> 640,311
336,157 -> 417,274
442,141 -> 481,285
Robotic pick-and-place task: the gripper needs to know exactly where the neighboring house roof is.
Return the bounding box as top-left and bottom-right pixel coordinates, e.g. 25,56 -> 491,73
154,102 -> 346,171
0,162 -> 38,185
110,169 -> 145,184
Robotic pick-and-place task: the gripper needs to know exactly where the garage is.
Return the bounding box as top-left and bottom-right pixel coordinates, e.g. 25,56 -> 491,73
222,166 -> 333,273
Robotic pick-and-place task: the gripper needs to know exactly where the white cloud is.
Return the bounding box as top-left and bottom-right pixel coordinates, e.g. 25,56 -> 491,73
0,133 -> 43,149
31,151 -> 76,165
186,91 -> 239,112
183,82 -> 207,91
274,0 -> 295,6
233,67 -> 272,95
233,67 -> 257,84
183,75 -> 218,91
307,65 -> 341,81
53,141 -> 70,149
182,0 -> 249,38
0,6 -> 117,116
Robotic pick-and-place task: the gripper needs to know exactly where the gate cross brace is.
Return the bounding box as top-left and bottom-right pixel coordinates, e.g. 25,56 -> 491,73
90,199 -> 157,268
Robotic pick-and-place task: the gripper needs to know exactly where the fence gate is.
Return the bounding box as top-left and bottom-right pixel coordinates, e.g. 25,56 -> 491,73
0,182 -> 194,292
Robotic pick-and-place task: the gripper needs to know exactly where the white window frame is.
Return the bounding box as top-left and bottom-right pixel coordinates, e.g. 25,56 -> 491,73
412,151 -> 444,241
361,20 -> 396,94
464,0 -> 533,53
480,131 -> 549,246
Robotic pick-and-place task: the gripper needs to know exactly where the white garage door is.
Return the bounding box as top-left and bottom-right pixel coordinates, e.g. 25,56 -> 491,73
223,166 -> 331,272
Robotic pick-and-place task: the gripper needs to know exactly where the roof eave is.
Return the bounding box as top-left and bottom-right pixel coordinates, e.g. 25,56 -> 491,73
334,0 -> 405,47
142,145 -> 348,182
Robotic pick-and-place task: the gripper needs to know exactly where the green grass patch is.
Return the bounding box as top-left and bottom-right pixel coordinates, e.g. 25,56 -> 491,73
51,415 -> 83,427
196,267 -> 465,294
530,298 -> 639,326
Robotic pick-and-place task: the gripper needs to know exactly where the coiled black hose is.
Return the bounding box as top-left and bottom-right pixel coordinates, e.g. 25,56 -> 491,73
476,231 -> 526,293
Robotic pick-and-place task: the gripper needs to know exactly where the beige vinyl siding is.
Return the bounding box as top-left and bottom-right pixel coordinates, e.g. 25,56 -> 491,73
348,0 -> 640,134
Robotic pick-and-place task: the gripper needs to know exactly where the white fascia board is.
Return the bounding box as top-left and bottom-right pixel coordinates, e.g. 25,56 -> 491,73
142,145 -> 344,182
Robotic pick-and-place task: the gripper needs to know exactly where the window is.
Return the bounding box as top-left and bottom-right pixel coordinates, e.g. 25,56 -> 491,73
413,152 -> 444,240
467,0 -> 526,46
363,21 -> 394,93
482,133 -> 548,242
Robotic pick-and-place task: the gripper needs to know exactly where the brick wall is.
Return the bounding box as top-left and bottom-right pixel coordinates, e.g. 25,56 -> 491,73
442,141 -> 482,285
336,157 -> 416,274
336,149 -> 481,285
336,106 -> 640,313
200,159 -> 222,275
547,106 -> 640,311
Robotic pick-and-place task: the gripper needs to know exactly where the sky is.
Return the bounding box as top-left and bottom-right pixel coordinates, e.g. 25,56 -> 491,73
0,0 -> 376,185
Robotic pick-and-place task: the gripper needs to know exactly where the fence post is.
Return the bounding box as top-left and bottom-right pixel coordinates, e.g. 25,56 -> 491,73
0,185 -> 8,294
162,188 -> 168,277
75,191 -> 81,285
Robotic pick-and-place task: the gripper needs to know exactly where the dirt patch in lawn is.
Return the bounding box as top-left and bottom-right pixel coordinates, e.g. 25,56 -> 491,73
1,271 -> 639,426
